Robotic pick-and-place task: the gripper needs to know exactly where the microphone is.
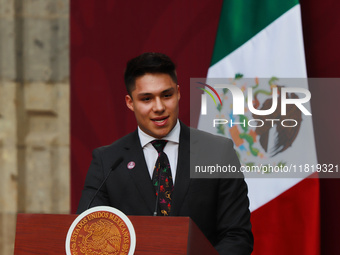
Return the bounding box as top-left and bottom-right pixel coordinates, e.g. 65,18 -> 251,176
86,157 -> 124,210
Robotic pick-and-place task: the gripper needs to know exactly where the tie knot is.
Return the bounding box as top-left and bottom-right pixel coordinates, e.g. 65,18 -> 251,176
151,140 -> 168,153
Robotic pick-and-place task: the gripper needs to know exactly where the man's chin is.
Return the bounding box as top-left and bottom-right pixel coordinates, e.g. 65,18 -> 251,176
151,132 -> 168,139
150,128 -> 171,139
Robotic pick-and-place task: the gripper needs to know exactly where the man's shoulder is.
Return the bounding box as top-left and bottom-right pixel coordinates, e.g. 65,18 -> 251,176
186,125 -> 233,147
94,130 -> 138,154
185,125 -> 241,177
189,126 -> 222,139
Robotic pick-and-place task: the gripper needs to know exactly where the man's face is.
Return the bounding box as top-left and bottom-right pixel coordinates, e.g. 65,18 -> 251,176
125,73 -> 180,139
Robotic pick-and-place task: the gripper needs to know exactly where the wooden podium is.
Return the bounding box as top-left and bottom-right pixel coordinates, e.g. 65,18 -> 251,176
14,214 -> 218,254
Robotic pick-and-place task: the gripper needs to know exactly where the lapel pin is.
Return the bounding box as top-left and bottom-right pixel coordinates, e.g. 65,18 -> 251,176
127,161 -> 135,169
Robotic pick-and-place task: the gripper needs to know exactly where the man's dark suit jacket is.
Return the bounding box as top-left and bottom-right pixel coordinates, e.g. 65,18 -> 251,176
77,122 -> 253,255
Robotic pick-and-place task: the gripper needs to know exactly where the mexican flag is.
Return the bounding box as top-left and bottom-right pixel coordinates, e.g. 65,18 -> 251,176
197,0 -> 320,254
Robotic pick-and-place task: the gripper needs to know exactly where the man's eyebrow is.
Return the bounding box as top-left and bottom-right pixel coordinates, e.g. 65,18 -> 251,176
137,88 -> 175,97
162,88 -> 175,94
137,92 -> 153,97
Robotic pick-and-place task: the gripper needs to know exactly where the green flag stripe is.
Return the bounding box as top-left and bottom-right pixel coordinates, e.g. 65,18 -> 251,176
211,0 -> 299,67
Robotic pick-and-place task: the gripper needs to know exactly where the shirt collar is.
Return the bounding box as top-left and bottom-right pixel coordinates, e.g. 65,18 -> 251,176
138,120 -> 180,148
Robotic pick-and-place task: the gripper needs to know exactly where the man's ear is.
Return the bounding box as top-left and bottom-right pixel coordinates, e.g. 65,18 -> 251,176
177,85 -> 181,100
125,95 -> 134,112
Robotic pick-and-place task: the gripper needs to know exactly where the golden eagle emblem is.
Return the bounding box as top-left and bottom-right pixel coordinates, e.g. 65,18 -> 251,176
252,81 -> 302,156
79,219 -> 122,254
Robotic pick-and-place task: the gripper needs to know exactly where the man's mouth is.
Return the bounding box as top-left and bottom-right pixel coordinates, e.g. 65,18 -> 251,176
152,116 -> 169,126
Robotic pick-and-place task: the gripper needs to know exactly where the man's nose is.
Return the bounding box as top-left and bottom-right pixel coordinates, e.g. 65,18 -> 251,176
153,97 -> 165,112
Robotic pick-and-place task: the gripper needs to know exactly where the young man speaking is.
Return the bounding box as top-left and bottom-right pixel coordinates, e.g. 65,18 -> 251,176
77,52 -> 253,254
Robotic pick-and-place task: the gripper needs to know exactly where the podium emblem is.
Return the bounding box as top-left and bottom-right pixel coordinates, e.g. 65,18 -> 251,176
66,206 -> 136,255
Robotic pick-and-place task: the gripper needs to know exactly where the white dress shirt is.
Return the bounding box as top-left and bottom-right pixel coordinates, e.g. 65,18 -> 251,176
138,120 -> 180,184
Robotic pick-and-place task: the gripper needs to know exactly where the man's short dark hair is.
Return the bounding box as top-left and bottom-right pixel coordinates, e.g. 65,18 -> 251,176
124,52 -> 177,95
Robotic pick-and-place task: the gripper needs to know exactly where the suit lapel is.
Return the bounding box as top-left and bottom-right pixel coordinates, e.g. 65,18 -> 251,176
170,122 -> 191,216
124,131 -> 156,214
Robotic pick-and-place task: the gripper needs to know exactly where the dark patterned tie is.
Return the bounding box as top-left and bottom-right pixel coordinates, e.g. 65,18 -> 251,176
151,140 -> 174,216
